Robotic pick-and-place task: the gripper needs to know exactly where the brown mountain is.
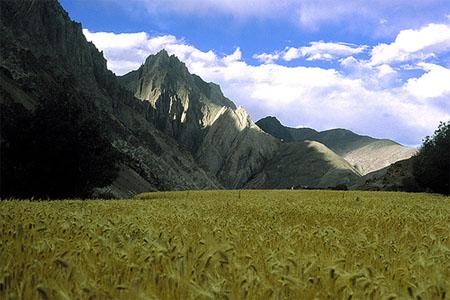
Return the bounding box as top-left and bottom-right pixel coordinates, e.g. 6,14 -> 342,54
119,52 -> 362,189
1,0 -> 413,195
119,52 -> 280,188
256,116 -> 416,175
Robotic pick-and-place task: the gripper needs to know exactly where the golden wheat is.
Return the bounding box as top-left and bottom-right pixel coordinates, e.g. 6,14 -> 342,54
0,190 -> 449,299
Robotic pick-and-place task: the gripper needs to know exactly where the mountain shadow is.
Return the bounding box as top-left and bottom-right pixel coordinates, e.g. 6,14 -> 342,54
0,0 -> 219,197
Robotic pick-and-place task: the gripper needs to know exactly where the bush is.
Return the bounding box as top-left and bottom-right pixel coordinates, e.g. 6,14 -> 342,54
330,184 -> 348,191
412,121 -> 450,195
1,96 -> 121,199
401,175 -> 422,193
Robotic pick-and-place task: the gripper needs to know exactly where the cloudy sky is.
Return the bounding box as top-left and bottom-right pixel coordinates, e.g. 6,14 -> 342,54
61,0 -> 450,146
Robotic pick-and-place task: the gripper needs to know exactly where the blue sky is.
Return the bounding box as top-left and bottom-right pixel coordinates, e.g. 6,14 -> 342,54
60,0 -> 450,146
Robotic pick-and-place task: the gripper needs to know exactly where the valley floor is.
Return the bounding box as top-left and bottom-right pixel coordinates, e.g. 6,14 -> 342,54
1,190 -> 449,299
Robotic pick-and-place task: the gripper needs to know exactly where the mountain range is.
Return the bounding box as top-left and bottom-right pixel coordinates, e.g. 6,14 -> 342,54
256,116 -> 416,175
0,0 -> 416,196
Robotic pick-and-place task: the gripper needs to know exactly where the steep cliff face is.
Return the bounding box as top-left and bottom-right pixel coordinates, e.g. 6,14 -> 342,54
256,116 -> 416,175
0,0 -> 219,195
120,53 -> 280,188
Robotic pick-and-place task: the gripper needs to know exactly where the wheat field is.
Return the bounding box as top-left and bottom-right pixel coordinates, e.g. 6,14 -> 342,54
1,190 -> 449,299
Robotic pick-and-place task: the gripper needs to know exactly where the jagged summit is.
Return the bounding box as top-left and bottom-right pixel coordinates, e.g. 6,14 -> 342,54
142,50 -> 189,77
121,50 -> 236,108
119,51 -> 239,153
155,48 -> 169,57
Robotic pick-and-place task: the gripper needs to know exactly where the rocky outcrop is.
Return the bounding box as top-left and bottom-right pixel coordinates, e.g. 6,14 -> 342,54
0,0 -> 220,195
256,116 -> 416,175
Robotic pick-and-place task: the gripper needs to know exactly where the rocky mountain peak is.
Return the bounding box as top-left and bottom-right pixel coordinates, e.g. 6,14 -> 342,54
135,50 -> 192,92
155,48 -> 169,57
143,50 -> 188,75
119,53 -> 280,187
122,50 -> 235,109
119,51 -> 239,153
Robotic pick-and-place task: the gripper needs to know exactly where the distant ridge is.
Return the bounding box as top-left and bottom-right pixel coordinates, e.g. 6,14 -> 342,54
245,141 -> 361,189
256,116 -> 416,174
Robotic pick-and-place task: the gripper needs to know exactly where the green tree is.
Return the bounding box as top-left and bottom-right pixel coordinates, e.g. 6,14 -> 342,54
412,121 -> 450,195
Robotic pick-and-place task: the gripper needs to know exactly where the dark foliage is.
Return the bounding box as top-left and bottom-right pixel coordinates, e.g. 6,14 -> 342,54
1,96 -> 121,199
412,121 -> 450,195
330,184 -> 348,191
401,175 -> 422,193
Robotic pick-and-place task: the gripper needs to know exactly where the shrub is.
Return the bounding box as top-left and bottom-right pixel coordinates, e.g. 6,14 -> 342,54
412,121 -> 450,195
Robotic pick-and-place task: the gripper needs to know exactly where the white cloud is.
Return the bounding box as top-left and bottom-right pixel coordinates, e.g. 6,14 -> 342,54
83,29 -> 181,75
212,61 -> 447,145
254,42 -> 367,63
370,23 -> 450,65
84,29 -> 450,145
146,35 -> 179,50
376,64 -> 396,77
83,29 -> 220,75
253,52 -> 280,64
405,63 -> 450,99
283,47 -> 302,61
297,42 -> 367,61
340,56 -> 399,90
223,48 -> 242,64
82,30 -> 148,49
